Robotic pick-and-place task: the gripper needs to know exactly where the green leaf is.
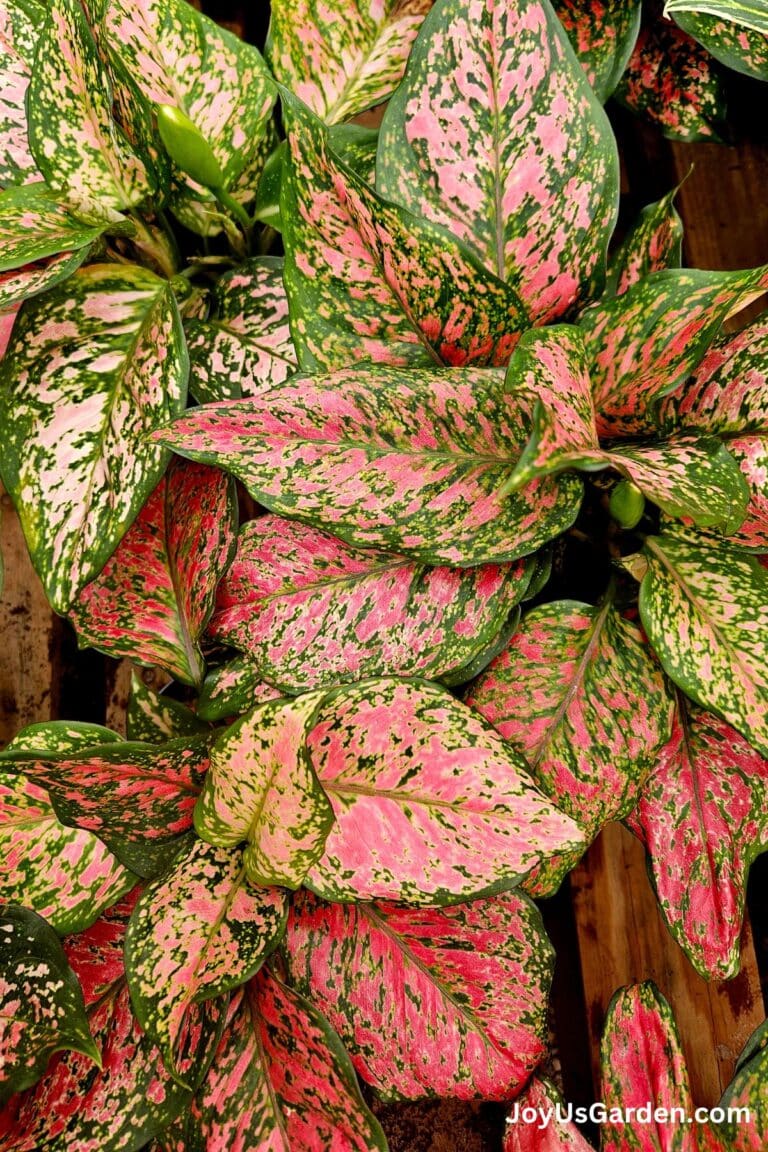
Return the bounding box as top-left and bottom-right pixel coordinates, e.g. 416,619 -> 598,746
197,658 -> 279,723
0,263 -> 189,613
124,839 -> 288,1079
2,719 -> 122,755
0,248 -> 92,312
607,187 -> 684,295
0,0 -> 43,187
195,693 -> 333,890
0,906 -> 99,1101
639,532 -> 768,757
376,0 -> 619,322
719,1023 -> 768,1149
126,674 -> 209,744
672,11 -> 768,80
554,0 -> 642,101
154,367 -> 584,567
664,0 -> 768,36
0,185 -> 108,272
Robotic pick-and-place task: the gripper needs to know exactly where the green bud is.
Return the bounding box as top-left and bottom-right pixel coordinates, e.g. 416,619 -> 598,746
609,480 -> 646,530
155,104 -> 224,189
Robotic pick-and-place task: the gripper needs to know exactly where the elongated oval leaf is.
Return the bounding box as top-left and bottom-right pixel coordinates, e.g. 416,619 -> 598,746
70,459 -> 236,686
0,185 -> 106,273
0,264 -> 188,613
284,888 -> 552,1100
554,0 -> 642,100
607,188 -> 684,295
672,11 -> 768,80
0,0 -> 42,187
0,249 -> 92,311
125,839 -> 287,1076
377,0 -> 619,321
211,514 -> 531,691
305,678 -> 585,904
639,533 -> 768,757
154,367 -> 583,567
665,0 -> 768,36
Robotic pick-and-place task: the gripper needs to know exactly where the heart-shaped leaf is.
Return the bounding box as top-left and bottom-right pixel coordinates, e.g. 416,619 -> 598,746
281,93 -> 528,372
268,0 -> 431,123
0,0 -> 43,187
671,11 -> 768,80
124,839 -> 288,1076
210,513 -> 532,691
126,674 -> 209,745
554,0 -> 642,101
154,367 -> 583,567
195,693 -> 333,889
0,264 -> 188,613
377,0 -> 619,322
284,888 -> 552,1100
305,678 -> 585,903
70,459 -> 236,686
607,188 -> 684,295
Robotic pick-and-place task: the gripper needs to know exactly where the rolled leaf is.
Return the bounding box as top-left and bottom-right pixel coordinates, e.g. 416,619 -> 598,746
607,188 -> 684,295
376,0 -> 619,322
154,367 -> 584,567
126,674 -> 209,744
553,0 -> 642,101
284,888 -> 552,1101
70,459 -> 236,686
210,514 -> 532,691
124,839 -> 288,1075
0,264 -> 188,613
305,678 -> 586,904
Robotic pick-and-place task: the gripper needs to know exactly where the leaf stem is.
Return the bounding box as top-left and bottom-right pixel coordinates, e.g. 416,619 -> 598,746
213,186 -> 253,250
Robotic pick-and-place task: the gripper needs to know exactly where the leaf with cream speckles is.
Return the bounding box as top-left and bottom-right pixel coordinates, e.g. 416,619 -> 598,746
195,693 -> 333,889
126,674 -> 210,745
210,513 -> 532,692
187,257 -> 297,403
607,188 -> 684,295
504,1077 -> 594,1150
188,971 -> 388,1151
268,0 -> 431,124
466,599 -> 672,895
0,906 -> 99,1102
70,459 -> 236,687
672,11 -> 768,80
27,0 -> 154,218
1,719 -> 122,756
666,0 -> 768,36
626,693 -> 768,980
305,678 -> 585,904
0,185 -> 108,273
377,0 -> 619,322
284,888 -> 552,1101
124,839 -> 287,1077
639,533 -> 768,757
0,0 -> 43,187
553,0 -> 641,101
198,658 -> 279,722
154,367 -> 583,567
0,249 -> 92,311
718,1023 -> 768,1150
0,772 -> 134,934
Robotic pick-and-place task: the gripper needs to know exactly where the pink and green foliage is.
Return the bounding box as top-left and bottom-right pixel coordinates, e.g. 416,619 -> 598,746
553,0 -> 642,101
607,187 -> 684,295
125,674 -> 210,745
504,1077 -> 593,1150
671,11 -> 768,81
0,0 -> 41,188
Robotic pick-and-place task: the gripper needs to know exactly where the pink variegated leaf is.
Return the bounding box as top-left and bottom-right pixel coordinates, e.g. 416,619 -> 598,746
210,514 -> 532,692
504,1077 -> 594,1150
717,1024 -> 768,1150
466,598 -> 672,895
281,93 -> 528,372
672,11 -> 768,80
187,257 -> 297,403
554,0 -> 642,101
377,0 -> 619,322
189,971 -> 387,1151
198,657 -> 279,722
0,771 -> 134,934
639,533 -> 768,758
268,0 -> 432,123
608,188 -> 684,296
124,839 -> 287,1076
125,673 -> 209,745
580,264 -> 768,438
0,906 -> 99,1102
615,14 -> 725,142
0,264 -> 188,614
305,678 -> 585,904
284,888 -> 552,1101
70,459 -> 236,687
626,696 -> 768,980
195,693 -> 333,889
0,185 -> 109,273
0,897 -> 225,1151
0,302 -> 19,357
0,249 -> 92,311
154,368 -> 583,567
0,0 -> 42,187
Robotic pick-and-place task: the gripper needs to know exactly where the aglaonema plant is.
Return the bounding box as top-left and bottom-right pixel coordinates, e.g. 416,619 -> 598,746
0,0 -> 767,1149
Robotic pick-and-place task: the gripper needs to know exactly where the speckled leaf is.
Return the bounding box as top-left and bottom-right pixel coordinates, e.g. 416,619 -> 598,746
195,693 -> 332,890
210,514 -> 532,692
608,188 -> 684,295
376,0 -> 619,322
672,12 -> 768,80
0,772 -> 134,934
188,971 -> 388,1152
154,368 -> 584,567
70,459 -> 236,687
665,0 -> 768,36
466,599 -> 672,895
268,0 -> 431,123
0,0 -> 42,186
27,0 -> 153,218
0,185 -> 108,272
0,249 -> 92,312
125,839 -> 287,1076
553,0 -> 642,100
198,658 -> 279,723
639,533 -> 768,757
615,16 -> 725,142
0,735 -> 211,878
0,264 -> 188,614
0,906 -> 98,1101
580,264 -> 768,437
626,695 -> 768,980
718,1024 -> 768,1150
281,94 -> 528,372
1,719 -> 121,756
126,674 -> 209,745
305,678 -> 586,904
504,1077 -> 594,1150
187,257 -> 297,403
284,887 -> 552,1101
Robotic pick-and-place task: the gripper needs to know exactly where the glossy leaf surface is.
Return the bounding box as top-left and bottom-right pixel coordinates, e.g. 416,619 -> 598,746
554,0 -> 642,101
197,658 -> 278,723
0,0 -> 41,187
665,0 -> 768,35
672,11 -> 768,80
607,188 -> 684,295
0,185 -> 106,272
126,674 -> 209,745
0,249 -> 91,311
